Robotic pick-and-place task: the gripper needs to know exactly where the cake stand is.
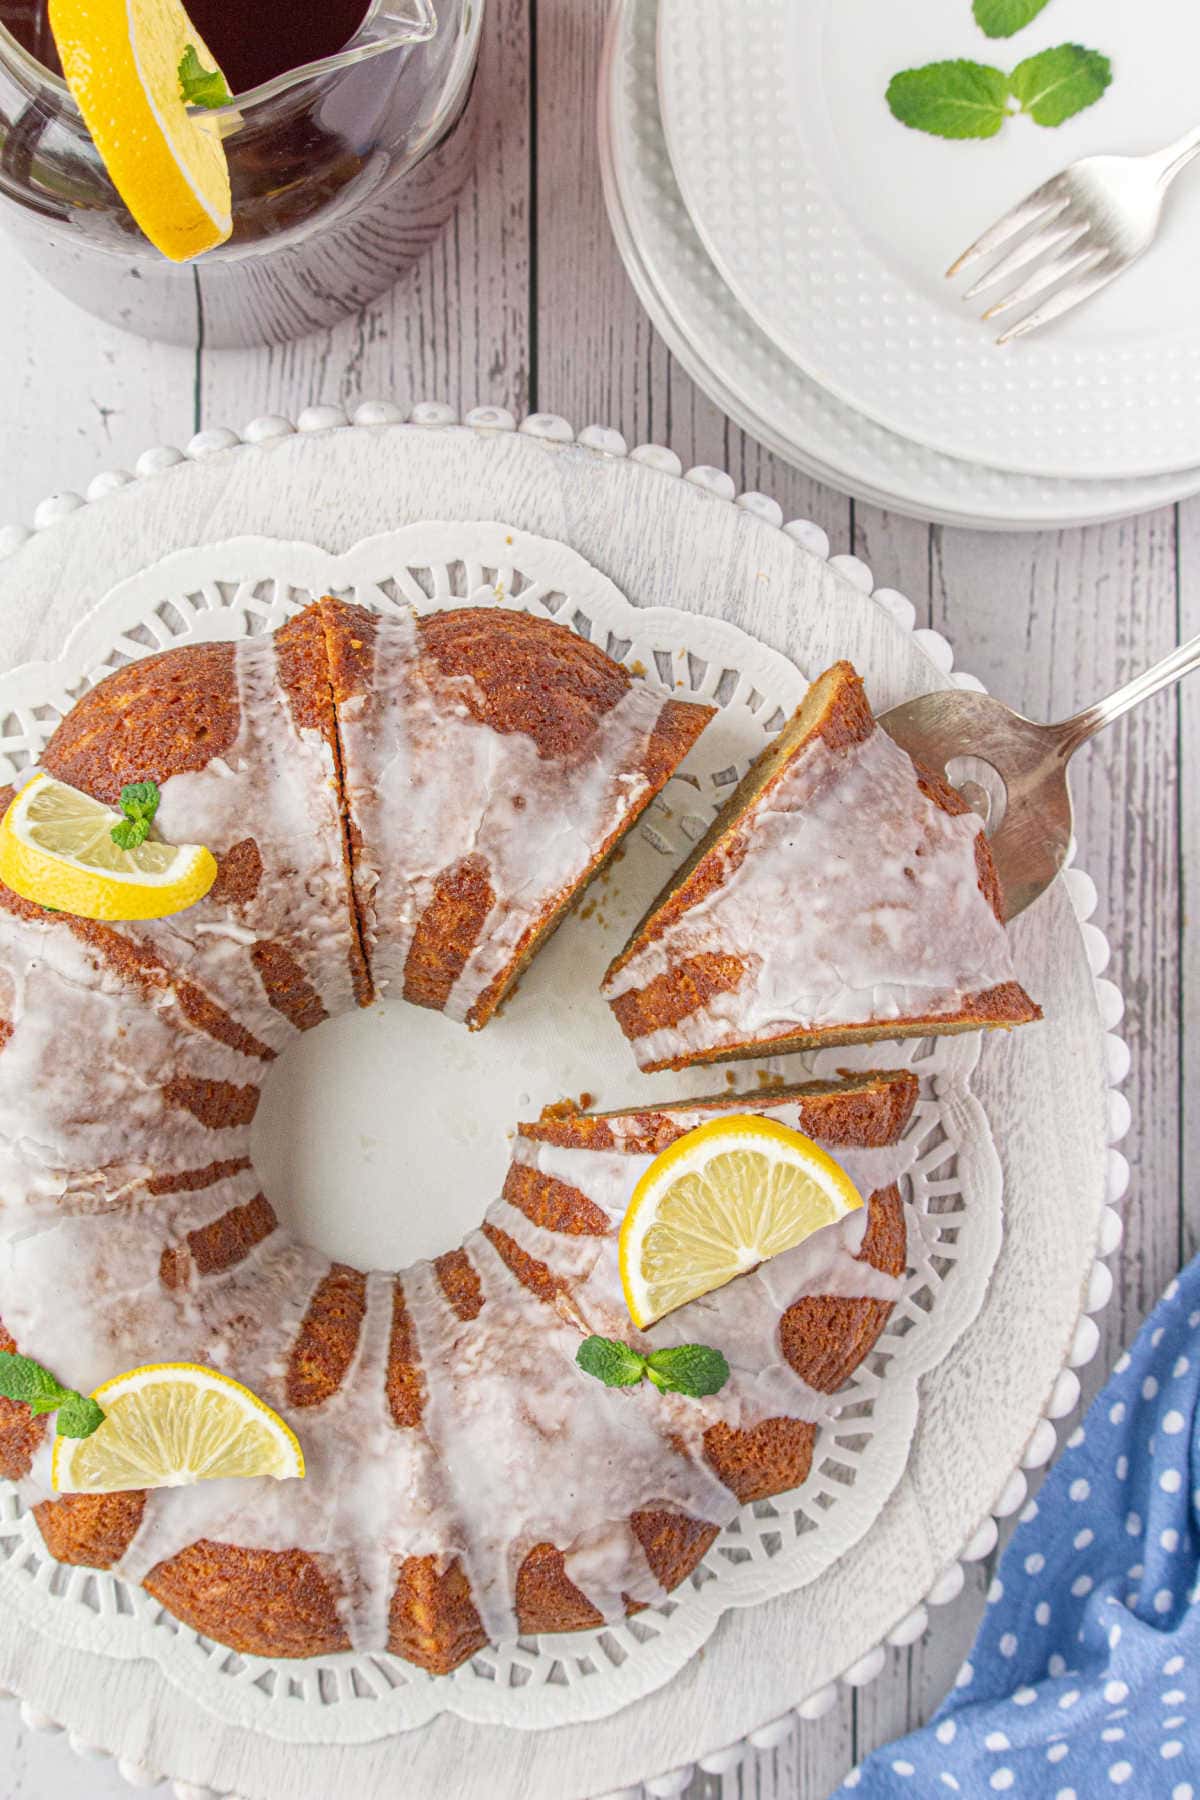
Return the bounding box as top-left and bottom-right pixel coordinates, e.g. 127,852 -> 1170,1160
0,406 -> 1126,1800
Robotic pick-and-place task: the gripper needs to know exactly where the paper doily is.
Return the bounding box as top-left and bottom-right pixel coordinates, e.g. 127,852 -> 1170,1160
0,521 -> 1003,1738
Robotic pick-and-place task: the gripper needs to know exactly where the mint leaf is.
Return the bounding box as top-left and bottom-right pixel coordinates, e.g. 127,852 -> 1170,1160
645,1345 -> 731,1398
0,1350 -> 105,1436
973,0 -> 1052,38
111,817 -> 149,850
0,1350 -> 72,1415
576,1336 -> 646,1387
178,45 -> 233,110
118,781 -> 160,824
886,61 -> 1009,140
1009,44 -> 1112,126
55,1393 -> 106,1439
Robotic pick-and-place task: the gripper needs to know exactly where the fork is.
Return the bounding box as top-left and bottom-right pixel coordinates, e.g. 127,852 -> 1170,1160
945,126 -> 1200,344
878,635 -> 1200,919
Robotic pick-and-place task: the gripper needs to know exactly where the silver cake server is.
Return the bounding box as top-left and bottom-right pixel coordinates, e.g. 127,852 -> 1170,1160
879,636 -> 1200,919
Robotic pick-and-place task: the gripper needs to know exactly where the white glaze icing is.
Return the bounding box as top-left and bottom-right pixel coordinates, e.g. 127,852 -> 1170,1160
603,721 -> 1022,1068
337,608 -> 674,1021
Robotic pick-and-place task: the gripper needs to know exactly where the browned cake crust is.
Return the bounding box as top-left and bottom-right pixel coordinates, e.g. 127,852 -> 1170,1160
145,1542 -> 352,1657
606,662 -> 1041,1070
321,598 -> 714,1030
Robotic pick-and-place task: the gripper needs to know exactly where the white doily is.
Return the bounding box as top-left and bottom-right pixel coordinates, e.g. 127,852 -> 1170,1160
0,522 -> 1003,1739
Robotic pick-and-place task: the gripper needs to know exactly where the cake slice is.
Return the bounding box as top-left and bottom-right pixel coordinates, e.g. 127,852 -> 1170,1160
321,599 -> 714,1028
37,606 -> 369,1052
603,660 -> 1040,1072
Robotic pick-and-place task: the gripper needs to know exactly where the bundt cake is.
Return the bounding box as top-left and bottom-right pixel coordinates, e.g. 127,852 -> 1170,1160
0,602 -> 944,1670
0,1064 -> 916,1666
604,660 -> 1041,1073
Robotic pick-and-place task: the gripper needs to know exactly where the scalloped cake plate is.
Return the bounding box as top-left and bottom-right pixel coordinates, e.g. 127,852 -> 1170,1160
0,523 -> 1003,1740
601,0 -> 1200,531
0,413 -> 1126,1800
657,0 -> 1200,482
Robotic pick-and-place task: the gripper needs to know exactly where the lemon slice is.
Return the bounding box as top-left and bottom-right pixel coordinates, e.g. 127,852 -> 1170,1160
0,773 -> 217,921
49,0 -> 233,262
619,1115 -> 864,1328
53,1363 -> 304,1494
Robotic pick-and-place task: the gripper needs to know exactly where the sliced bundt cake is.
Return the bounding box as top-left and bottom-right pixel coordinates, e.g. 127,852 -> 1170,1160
603,661 -> 1041,1073
320,600 -> 714,1027
2,1070 -> 916,1667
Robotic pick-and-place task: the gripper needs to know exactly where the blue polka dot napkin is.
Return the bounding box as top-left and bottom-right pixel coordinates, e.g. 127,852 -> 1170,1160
842,1255 -> 1199,1798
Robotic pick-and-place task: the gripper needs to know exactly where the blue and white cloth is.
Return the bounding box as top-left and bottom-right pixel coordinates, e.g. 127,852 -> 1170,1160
843,1254 -> 1199,1797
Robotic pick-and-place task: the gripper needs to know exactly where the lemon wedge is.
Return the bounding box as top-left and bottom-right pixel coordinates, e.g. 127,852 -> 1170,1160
0,773 -> 217,921
49,0 -> 233,262
53,1363 -> 304,1494
619,1114 -> 863,1328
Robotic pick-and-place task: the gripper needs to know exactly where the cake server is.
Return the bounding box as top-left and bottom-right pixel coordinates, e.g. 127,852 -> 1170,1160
879,636 -> 1200,919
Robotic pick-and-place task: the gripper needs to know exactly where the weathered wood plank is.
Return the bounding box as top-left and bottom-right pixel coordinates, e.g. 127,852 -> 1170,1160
533,0 -> 850,554
0,254 -> 195,528
1177,492 -> 1200,1268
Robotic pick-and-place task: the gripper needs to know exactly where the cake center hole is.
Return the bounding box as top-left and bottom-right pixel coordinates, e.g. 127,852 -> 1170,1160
249,901 -> 674,1270
251,997 -> 526,1268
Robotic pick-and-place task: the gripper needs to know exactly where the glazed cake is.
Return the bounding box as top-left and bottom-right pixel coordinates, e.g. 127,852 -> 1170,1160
0,603 -> 925,1670
604,661 -> 1041,1073
0,1068 -> 915,1667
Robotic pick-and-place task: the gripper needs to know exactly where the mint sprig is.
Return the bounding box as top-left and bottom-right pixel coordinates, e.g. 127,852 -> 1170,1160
178,45 -> 233,110
110,779 -> 160,852
576,1336 -> 730,1399
886,43 -> 1112,140
972,0 -> 1052,38
0,1350 -> 106,1438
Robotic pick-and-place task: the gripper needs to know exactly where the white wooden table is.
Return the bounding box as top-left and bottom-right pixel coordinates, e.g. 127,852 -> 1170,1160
0,2 -> 1192,1796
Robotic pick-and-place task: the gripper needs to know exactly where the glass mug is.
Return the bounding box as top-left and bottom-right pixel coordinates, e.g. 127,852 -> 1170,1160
0,0 -> 484,345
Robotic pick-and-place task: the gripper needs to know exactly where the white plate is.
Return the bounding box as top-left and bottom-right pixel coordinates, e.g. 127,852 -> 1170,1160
0,412 -> 1123,1799
602,0 -> 1200,529
658,0 -> 1200,480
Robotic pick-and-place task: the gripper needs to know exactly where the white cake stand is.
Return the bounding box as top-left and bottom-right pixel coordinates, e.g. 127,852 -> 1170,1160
0,407 -> 1126,1800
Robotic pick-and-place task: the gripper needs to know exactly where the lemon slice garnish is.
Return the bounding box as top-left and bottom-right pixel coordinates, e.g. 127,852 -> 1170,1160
49,0 -> 233,262
0,773 -> 217,921
618,1114 -> 864,1328
52,1362 -> 304,1494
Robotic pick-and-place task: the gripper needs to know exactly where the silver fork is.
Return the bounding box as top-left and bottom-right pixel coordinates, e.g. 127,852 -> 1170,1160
878,636 -> 1200,919
946,126 -> 1200,344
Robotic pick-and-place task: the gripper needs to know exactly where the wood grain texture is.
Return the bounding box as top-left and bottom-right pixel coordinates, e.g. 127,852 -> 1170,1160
0,0 -> 1185,1791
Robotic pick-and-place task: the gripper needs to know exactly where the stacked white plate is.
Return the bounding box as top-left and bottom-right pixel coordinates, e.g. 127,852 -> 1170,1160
600,0 -> 1200,529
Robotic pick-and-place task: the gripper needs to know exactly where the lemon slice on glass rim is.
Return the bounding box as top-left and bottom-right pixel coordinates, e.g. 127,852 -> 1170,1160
48,0 -> 233,262
619,1114 -> 864,1329
0,772 -> 217,921
53,1363 -> 304,1494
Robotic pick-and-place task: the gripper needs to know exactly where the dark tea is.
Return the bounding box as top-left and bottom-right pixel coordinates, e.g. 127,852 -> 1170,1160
1,0 -> 370,92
